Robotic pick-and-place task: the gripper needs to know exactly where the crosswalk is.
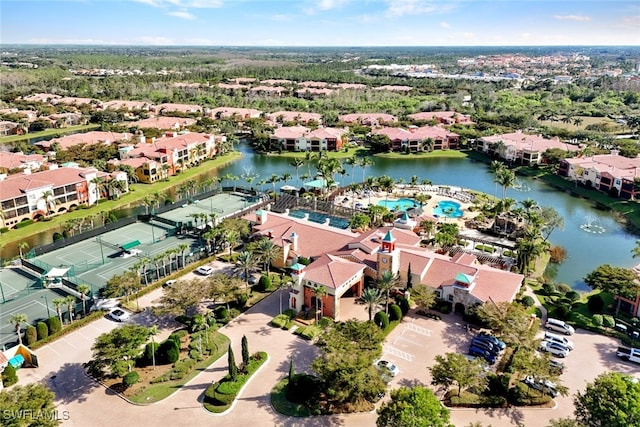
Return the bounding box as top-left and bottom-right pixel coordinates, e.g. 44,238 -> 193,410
404,322 -> 432,337
383,344 -> 413,361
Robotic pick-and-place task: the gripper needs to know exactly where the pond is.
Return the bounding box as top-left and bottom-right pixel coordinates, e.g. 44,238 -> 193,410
217,143 -> 637,291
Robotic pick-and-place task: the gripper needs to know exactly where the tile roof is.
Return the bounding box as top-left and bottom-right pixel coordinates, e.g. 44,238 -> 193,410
1,166 -> 99,200
302,254 -> 366,289
39,131 -> 132,149
339,113 -> 397,123
129,116 -> 197,129
267,111 -> 322,123
0,152 -> 47,171
481,131 -> 580,153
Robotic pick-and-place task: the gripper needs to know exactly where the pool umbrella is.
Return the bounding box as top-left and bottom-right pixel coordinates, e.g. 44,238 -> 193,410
406,207 -> 424,217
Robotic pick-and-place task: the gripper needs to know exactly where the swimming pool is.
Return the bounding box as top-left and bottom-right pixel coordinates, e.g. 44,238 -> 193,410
289,209 -> 351,229
433,200 -> 463,218
377,198 -> 418,211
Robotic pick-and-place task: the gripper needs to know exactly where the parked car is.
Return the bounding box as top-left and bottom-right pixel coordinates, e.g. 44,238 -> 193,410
470,337 -> 500,355
523,375 -> 559,397
544,331 -> 574,350
539,340 -> 570,358
545,318 -> 575,335
108,308 -> 131,322
375,360 -> 400,378
196,265 -> 214,276
549,359 -> 566,374
469,345 -> 497,364
476,332 -> 506,350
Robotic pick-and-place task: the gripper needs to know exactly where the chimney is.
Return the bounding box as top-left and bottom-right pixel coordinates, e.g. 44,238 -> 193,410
256,209 -> 267,225
290,232 -> 298,251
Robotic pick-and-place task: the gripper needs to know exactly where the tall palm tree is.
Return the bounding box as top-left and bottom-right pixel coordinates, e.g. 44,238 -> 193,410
53,298 -> 66,325
359,157 -> 375,183
77,284 -> 91,316
290,158 -> 305,185
178,243 -> 189,268
360,288 -> 383,321
236,251 -> 257,295
489,160 -> 505,203
311,284 -> 328,321
148,325 -> 159,370
343,156 -> 358,185
255,238 -> 279,275
268,174 -> 280,198
225,229 -> 240,257
39,191 -> 58,216
9,313 -> 27,345
65,295 -> 76,323
18,241 -> 30,259
376,270 -> 400,314
496,168 -> 516,201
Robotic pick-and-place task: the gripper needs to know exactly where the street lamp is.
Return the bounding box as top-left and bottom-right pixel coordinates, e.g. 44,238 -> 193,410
41,294 -> 51,318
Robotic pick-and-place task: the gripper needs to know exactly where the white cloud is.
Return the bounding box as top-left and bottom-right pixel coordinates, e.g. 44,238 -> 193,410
553,14 -> 591,22
385,0 -> 454,18
303,0 -> 349,15
440,21 -> 450,29
167,10 -> 196,19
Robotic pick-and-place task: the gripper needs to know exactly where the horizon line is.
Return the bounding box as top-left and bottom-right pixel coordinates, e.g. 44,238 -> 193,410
3,43 -> 640,48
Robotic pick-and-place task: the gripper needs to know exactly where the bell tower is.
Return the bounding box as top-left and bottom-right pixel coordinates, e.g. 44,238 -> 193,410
377,230 -> 399,279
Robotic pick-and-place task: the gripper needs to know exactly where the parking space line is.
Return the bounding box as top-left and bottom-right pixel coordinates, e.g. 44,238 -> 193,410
394,335 -> 424,347
62,337 -> 77,348
404,323 -> 431,336
383,345 -> 413,361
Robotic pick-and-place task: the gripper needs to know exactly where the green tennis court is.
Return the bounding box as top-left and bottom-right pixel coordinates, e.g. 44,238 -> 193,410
157,192 -> 255,226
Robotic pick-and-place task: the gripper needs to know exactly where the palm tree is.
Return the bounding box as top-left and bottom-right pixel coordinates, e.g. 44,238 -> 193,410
39,191 -> 58,216
255,238 -> 279,274
18,241 -> 29,259
178,243 -> 189,268
359,157 -> 375,183
632,240 -> 640,259
360,288 -> 383,321
311,284 -> 328,322
489,160 -> 505,203
65,295 -> 76,323
376,270 -> 400,314
148,325 -> 159,370
268,174 -> 280,198
225,229 -> 240,257
281,172 -> 292,187
236,251 -> 257,295
343,156 -> 358,185
9,313 -> 27,345
496,168 -> 516,201
53,298 -> 66,325
77,284 -> 91,316
290,158 -> 305,185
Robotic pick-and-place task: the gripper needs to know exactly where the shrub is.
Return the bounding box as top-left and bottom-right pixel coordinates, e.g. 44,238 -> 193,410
374,311 -> 389,329
587,294 -> 605,313
318,316 -> 333,328
548,246 -> 567,263
591,314 -> 603,327
565,291 -> 580,302
236,293 -> 248,308
16,219 -> 33,229
2,364 -> 18,386
555,305 -> 572,320
602,315 -> 615,328
189,349 -> 201,361
541,283 -> 556,296
282,309 -> 296,318
143,342 -> 159,365
229,308 -> 241,319
556,283 -> 571,294
175,315 -> 190,325
123,371 -> 140,388
389,304 -> 403,321
216,307 -> 230,320
271,314 -> 289,328
46,316 -> 62,335
435,301 -> 452,314
509,381 -> 552,406
258,275 -> 271,292
286,373 -> 321,404
520,296 -> 535,307
36,322 -> 49,341
396,296 -> 410,316
25,325 -> 37,346
158,339 -> 180,364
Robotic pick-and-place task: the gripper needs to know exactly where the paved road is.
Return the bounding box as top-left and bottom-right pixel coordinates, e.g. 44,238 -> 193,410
14,266 -> 640,426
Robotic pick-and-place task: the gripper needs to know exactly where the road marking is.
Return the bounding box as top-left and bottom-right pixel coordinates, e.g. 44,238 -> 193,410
383,345 -> 413,361
395,335 -> 424,347
404,323 -> 431,336
62,337 -> 77,348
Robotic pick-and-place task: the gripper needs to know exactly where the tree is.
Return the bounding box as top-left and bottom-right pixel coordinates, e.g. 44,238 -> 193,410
236,251 -> 257,295
584,264 -> 639,316
359,156 -> 375,182
87,324 -> 150,378
17,241 -> 29,259
411,285 -> 436,312
311,284 -> 328,321
65,295 -> 76,323
360,287 -> 383,321
632,240 -> 640,259
157,278 -> 207,316
377,270 -> 400,314
496,168 -> 516,201
52,298 -> 66,326
376,386 -> 451,427
224,229 -> 240,257
0,383 -> 61,427
206,273 -> 242,311
430,352 -> 487,396
255,238 -> 279,274
227,344 -> 238,380
540,206 -> 565,242
290,158 -> 305,185
77,284 -> 91,316
488,160 -> 505,202
574,372 -> 640,427
476,301 -> 538,346
9,313 -> 27,345
349,212 -> 371,231
148,325 -> 158,370
241,335 -> 249,367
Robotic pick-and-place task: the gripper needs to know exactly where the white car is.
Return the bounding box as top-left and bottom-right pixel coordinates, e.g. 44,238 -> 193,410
375,360 -> 400,379
108,308 -> 131,322
539,340 -> 570,358
120,249 -> 142,259
196,265 -> 214,276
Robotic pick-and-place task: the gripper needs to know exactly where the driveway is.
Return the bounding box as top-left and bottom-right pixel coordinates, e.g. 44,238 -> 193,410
14,277 -> 639,427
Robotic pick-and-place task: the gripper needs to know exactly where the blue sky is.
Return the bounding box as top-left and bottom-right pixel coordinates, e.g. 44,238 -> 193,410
2,0 -> 638,46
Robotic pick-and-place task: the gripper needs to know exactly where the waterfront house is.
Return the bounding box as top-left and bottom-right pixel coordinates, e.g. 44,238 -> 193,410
477,131 -> 579,165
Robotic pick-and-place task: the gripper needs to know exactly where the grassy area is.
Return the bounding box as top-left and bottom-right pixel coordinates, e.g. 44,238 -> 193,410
129,332 -> 230,404
270,377 -> 312,417
0,151 -> 242,249
266,147 -> 368,159
375,150 -> 468,159
0,124 -> 100,144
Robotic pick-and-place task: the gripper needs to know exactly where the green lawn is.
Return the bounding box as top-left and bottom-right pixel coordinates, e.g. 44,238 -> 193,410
129,332 -> 230,404
0,124 -> 100,144
375,150 -> 468,159
266,147 -> 368,159
1,152 -> 242,249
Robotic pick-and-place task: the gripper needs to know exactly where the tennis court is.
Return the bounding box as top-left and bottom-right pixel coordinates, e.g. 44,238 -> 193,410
157,192 -> 255,226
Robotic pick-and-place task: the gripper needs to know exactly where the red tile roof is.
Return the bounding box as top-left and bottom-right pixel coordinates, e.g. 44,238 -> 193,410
302,254 -> 366,290
39,131 -> 132,150
129,116 -> 197,129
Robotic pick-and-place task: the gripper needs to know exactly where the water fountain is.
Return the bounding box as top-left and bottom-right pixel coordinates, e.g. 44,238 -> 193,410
512,178 -> 531,192
579,215 -> 606,234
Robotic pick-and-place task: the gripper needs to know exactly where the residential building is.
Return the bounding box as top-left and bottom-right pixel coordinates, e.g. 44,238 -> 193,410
269,126 -> 347,152
477,131 -> 580,165
19,93 -> 60,103
0,121 -> 19,136
37,131 -> 133,151
51,97 -> 100,107
373,126 -> 460,151
208,107 -> 262,120
339,113 -> 397,127
0,166 -> 127,228
244,210 -> 523,320
408,111 -> 474,125
295,88 -> 334,98
102,100 -> 151,111
128,116 -> 197,130
558,151 -> 640,199
248,86 -> 286,96
48,112 -> 84,127
153,103 -> 202,115
0,152 -> 48,174
266,111 -> 322,126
